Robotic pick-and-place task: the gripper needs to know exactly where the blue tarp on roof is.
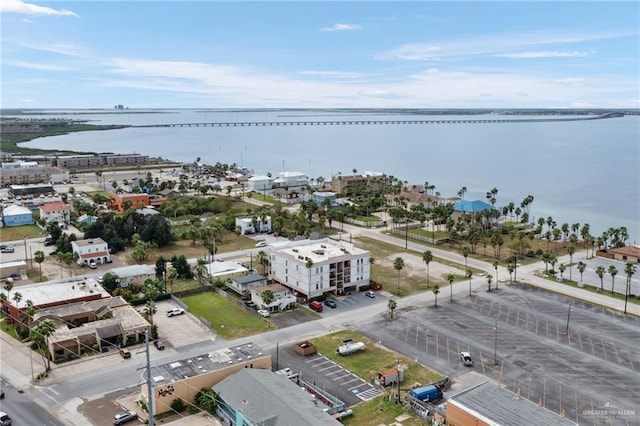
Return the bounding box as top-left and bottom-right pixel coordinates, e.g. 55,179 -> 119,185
453,200 -> 493,213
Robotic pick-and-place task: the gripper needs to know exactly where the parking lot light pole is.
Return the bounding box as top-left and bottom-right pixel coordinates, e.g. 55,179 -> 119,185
494,320 -> 498,365
565,302 -> 573,335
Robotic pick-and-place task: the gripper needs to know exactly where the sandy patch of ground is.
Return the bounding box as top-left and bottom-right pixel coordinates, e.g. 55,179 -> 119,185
376,251 -> 464,283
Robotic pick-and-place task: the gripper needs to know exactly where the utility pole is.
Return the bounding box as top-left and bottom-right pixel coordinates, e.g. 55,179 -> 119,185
145,330 -> 154,426
494,320 -> 498,365
565,303 -> 573,335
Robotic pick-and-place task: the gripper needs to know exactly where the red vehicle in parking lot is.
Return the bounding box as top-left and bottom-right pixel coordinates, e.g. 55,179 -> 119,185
309,301 -> 323,312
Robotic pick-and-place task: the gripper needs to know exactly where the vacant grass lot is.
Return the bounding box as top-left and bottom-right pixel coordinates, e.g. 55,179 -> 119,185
0,225 -> 45,242
311,330 -> 442,426
181,292 -> 271,339
355,237 -> 465,296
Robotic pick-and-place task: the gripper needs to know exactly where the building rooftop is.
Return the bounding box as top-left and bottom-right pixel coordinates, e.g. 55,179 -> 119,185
270,238 -> 369,264
107,264 -> 155,279
40,201 -> 70,213
453,199 -> 494,213
447,381 -> 577,426
206,261 -> 248,277
2,205 -> 32,215
232,273 -> 267,285
148,342 -> 268,386
0,277 -> 110,307
73,238 -> 107,247
611,245 -> 640,258
214,368 -> 340,425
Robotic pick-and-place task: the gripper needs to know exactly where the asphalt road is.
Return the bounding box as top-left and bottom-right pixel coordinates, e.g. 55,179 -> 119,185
356,284 -> 640,425
0,378 -> 64,426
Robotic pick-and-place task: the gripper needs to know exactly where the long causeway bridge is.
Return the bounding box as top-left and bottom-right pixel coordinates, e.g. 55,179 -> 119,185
135,112 -> 623,129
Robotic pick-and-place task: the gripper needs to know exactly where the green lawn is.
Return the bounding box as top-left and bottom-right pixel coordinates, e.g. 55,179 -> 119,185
181,292 -> 272,339
311,331 -> 442,426
0,225 -> 46,242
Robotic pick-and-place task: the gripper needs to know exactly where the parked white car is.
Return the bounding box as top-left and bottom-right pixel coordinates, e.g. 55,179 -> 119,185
257,309 -> 270,318
167,308 -> 185,317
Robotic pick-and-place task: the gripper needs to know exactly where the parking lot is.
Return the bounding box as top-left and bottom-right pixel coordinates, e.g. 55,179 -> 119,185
270,343 -> 383,407
357,284 -> 640,425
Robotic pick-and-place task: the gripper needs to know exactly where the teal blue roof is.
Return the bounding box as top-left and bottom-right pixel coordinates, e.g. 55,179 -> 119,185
453,200 -> 493,213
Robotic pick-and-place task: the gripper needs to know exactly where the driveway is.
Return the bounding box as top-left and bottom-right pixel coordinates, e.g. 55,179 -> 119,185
153,300 -> 217,348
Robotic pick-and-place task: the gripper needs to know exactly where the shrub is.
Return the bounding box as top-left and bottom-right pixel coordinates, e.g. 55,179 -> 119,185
171,397 -> 186,413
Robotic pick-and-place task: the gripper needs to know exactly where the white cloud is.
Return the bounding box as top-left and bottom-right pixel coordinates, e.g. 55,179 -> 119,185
498,51 -> 592,59
16,41 -> 86,57
299,70 -> 364,79
320,23 -> 362,32
377,30 -> 632,62
5,60 -> 69,71
0,0 -> 78,17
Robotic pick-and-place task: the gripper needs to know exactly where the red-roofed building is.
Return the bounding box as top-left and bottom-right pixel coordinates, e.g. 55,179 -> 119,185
610,246 -> 640,264
39,201 -> 71,225
71,238 -> 111,266
110,193 -> 149,212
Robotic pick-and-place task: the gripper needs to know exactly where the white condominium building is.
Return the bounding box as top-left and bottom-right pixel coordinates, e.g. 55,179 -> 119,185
268,238 -> 370,299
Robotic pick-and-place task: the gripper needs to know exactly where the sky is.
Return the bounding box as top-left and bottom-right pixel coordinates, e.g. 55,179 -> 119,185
1,0 -> 639,109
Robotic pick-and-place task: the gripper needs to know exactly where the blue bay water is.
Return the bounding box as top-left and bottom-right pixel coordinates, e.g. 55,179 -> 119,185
18,109 -> 640,242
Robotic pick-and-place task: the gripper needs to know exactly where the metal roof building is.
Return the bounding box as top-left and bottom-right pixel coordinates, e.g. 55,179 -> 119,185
213,368 -> 341,425
446,381 -> 577,426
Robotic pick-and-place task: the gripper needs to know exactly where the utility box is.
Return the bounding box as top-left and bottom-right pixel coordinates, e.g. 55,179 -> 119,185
294,341 -> 317,356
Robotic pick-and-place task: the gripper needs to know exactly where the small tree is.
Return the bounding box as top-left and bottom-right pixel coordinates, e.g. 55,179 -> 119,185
194,388 -> 218,412
466,269 -> 473,296
558,263 -> 566,280
486,274 -> 493,292
431,284 -> 440,307
595,266 -> 606,292
144,301 -> 157,325
387,298 -> 397,319
492,260 -> 499,289
393,257 -> 405,296
447,273 -> 455,302
262,289 -> 275,308
34,250 -> 45,281
576,261 -> 586,287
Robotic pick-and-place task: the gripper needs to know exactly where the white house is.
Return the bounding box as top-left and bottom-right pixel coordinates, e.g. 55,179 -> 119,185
235,216 -> 272,235
71,238 -> 111,266
248,175 -> 273,193
39,201 -> 71,225
268,238 -> 370,300
271,171 -> 308,190
251,283 -> 297,312
106,264 -> 156,287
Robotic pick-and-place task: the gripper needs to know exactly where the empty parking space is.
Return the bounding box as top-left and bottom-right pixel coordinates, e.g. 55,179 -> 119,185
357,284 -> 640,425
271,345 -> 383,406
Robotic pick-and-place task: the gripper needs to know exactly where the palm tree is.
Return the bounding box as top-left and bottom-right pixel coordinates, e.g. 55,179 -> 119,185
422,250 -> 433,285
492,260 -> 499,289
486,274 -> 493,292
461,246 -> 470,271
576,261 -> 586,287
608,265 -> 618,294
507,263 -> 515,284
30,319 -> 56,371
305,258 -> 314,290
431,284 -> 440,307
387,299 -> 397,319
257,250 -> 267,275
624,262 -> 637,314
595,266 -> 606,292
144,301 -> 157,325
465,269 -> 473,296
34,250 -> 45,281
4,278 -> 13,304
262,289 -> 275,309
558,263 -> 566,280
393,257 -> 405,296
447,273 -> 455,302
167,267 -> 178,293
193,258 -> 208,284
12,291 -> 22,309
567,245 -> 575,281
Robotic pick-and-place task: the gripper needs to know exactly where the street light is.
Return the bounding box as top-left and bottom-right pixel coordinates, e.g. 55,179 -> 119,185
565,302 -> 573,335
494,320 -> 498,365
